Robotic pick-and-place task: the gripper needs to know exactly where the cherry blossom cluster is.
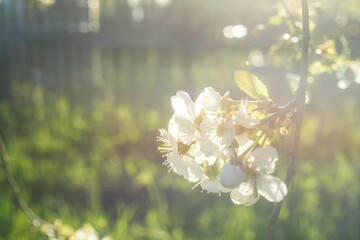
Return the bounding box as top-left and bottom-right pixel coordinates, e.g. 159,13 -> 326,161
158,87 -> 287,206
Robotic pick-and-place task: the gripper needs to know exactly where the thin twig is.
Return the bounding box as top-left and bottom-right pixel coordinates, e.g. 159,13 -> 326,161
264,0 -> 310,239
0,135 -> 57,237
260,99 -> 296,126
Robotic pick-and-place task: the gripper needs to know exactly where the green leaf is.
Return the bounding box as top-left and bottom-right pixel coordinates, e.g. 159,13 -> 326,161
234,70 -> 269,100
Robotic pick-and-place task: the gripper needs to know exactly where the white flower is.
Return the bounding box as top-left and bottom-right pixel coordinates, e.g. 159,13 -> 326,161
219,135 -> 252,189
158,129 -> 203,182
171,90 -> 218,144
246,145 -> 278,174
172,114 -> 196,145
101,237 -> 113,240
195,87 -> 222,116
235,135 -> 254,155
234,102 -> 260,129
230,146 -> 287,205
230,179 -> 260,206
217,119 -> 236,145
199,133 -> 218,157
171,91 -> 196,119
219,163 -> 246,188
183,155 -> 205,182
159,86 -> 288,207
194,134 -> 219,165
198,116 -> 218,133
171,91 -> 197,144
168,115 -> 178,139
200,177 -> 230,194
195,129 -> 243,166
257,174 -> 287,202
72,227 -> 98,240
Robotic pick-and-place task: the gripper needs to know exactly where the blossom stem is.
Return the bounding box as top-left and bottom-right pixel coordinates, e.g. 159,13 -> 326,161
229,100 -> 273,110
259,134 -> 268,147
260,99 -> 296,126
264,0 -> 309,239
229,99 -> 267,104
240,131 -> 266,159
0,134 -> 57,237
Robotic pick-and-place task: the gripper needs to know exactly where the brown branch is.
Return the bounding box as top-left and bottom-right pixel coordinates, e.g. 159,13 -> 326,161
260,99 -> 296,126
264,0 -> 310,239
0,135 -> 57,238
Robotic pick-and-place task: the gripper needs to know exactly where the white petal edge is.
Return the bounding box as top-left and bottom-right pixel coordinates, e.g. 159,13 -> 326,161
171,91 -> 196,119
235,102 -> 260,129
238,179 -> 255,196
219,163 -> 245,189
173,113 -> 195,145
168,115 -> 179,139
248,146 -> 278,174
194,87 -> 222,115
235,135 -> 253,156
184,156 -> 204,182
159,129 -> 178,152
230,187 -> 260,206
167,155 -> 188,178
201,178 -> 231,193
257,175 -> 287,203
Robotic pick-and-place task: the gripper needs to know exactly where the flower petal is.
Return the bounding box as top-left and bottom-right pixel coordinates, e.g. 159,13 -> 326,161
235,135 -> 253,155
201,178 -> 231,193
238,179 -> 255,196
195,87 -> 222,115
257,175 -> 287,202
220,121 -> 236,145
235,102 -> 260,129
193,148 -> 218,165
168,115 -> 179,139
184,156 -> 204,182
159,129 -> 178,151
173,114 -> 195,144
247,146 -> 278,174
199,116 -> 217,133
171,91 -> 195,119
167,155 -> 188,177
199,134 -> 217,157
230,187 -> 260,206
219,163 -> 245,188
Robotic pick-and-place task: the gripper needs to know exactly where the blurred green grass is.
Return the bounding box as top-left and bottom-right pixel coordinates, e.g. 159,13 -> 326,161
0,75 -> 359,239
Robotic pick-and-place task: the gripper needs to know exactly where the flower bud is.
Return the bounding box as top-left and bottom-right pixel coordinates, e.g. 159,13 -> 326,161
219,163 -> 246,188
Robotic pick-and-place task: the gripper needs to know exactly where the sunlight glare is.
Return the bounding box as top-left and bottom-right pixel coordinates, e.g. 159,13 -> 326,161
223,25 -> 247,39
249,50 -> 264,67
337,79 -> 350,89
283,33 -> 290,40
232,25 -> 247,39
223,26 -> 234,38
132,7 -> 144,22
156,0 -> 171,7
127,0 -> 140,8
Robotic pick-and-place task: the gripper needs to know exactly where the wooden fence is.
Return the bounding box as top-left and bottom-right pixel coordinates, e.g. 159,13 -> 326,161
0,0 -> 236,100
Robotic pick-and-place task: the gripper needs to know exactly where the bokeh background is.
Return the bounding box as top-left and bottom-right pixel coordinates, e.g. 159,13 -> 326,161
1,0 -> 360,239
